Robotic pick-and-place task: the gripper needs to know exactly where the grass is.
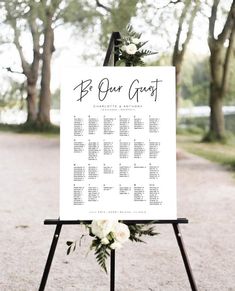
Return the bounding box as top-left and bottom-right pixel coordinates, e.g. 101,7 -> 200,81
0,122 -> 59,137
177,133 -> 235,172
179,113 -> 235,135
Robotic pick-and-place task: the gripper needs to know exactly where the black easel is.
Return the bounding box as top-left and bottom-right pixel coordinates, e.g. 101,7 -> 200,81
39,32 -> 198,291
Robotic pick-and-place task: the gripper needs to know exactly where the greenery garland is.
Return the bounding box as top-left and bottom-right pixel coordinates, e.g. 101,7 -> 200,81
116,25 -> 157,67
67,220 -> 158,273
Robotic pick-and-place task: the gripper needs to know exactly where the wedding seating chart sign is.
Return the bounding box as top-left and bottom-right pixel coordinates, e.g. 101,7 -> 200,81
60,67 -> 176,220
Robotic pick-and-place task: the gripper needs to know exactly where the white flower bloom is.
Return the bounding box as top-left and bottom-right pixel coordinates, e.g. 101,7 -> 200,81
101,237 -> 109,245
112,222 -> 130,243
125,43 -> 137,55
121,45 -> 126,52
91,220 -> 116,239
132,38 -> 140,45
110,241 -> 122,250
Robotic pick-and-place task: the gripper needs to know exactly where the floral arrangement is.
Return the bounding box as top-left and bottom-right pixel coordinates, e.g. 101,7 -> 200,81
116,25 -> 157,67
67,220 -> 158,273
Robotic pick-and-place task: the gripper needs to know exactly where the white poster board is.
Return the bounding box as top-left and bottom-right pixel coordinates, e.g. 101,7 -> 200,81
60,67 -> 176,220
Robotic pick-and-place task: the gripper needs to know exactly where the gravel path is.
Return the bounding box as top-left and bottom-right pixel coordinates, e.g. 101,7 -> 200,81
0,132 -> 235,291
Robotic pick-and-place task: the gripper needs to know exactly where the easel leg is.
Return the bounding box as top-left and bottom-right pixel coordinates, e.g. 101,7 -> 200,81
39,224 -> 62,291
172,224 -> 198,291
110,250 -> 115,291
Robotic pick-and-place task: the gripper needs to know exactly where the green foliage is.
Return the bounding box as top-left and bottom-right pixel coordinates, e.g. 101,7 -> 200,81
179,114 -> 235,137
177,133 -> 235,172
202,130 -> 230,144
51,88 -> 60,109
20,121 -> 60,133
225,56 -> 235,105
116,25 -> 157,66
66,221 -> 158,273
99,0 -> 139,48
181,52 -> 235,106
66,240 -> 77,255
128,223 -> 159,243
0,0 -> 100,127
0,122 -> 59,133
176,125 -> 205,135
67,234 -> 113,273
0,122 -> 60,135
0,123 -> 20,133
179,116 -> 209,132
181,55 -> 210,106
0,79 -> 25,110
61,0 -> 99,31
92,239 -> 110,273
152,51 -> 235,107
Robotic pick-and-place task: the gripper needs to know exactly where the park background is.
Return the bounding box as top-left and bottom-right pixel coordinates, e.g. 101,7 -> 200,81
0,0 -> 235,290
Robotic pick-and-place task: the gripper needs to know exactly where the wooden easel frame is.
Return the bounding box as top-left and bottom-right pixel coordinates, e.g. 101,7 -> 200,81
39,32 -> 198,291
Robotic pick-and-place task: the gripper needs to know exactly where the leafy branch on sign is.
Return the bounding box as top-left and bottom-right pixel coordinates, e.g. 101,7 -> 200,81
66,220 -> 158,273
115,25 -> 157,67
128,223 -> 159,243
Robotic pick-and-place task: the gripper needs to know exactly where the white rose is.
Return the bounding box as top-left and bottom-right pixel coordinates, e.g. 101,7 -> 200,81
125,43 -> 137,55
132,38 -> 140,45
101,237 -> 109,245
121,45 -> 126,52
110,241 -> 122,250
112,222 -> 130,243
91,220 -> 116,239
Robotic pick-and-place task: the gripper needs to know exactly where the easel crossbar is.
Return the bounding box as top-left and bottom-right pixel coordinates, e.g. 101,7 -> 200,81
44,218 -> 188,225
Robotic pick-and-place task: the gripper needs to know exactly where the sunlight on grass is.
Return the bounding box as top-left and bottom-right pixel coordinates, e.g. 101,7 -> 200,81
177,134 -> 235,171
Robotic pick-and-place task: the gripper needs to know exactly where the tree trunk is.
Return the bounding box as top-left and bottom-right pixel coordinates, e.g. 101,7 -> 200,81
26,79 -> 37,122
207,0 -> 235,141
173,60 -> 182,117
38,12 -> 54,125
209,84 -> 224,140
207,42 -> 226,140
171,1 -> 199,120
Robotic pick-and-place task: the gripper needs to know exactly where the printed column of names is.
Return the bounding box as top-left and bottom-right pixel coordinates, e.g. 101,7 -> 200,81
73,112 -> 162,210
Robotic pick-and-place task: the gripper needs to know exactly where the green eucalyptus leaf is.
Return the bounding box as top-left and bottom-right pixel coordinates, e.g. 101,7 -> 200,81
67,246 -> 71,255
115,60 -> 126,66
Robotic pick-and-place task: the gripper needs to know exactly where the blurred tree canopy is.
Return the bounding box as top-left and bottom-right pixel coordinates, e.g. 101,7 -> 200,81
98,0 -> 140,47
0,78 -> 24,110
0,0 -> 234,139
0,0 -> 98,127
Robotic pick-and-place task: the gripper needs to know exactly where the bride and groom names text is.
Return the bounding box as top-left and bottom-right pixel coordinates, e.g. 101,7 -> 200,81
73,77 -> 162,103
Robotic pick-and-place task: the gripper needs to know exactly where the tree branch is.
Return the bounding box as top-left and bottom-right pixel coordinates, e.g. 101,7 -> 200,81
181,0 -> 200,55
221,19 -> 235,95
28,7 -> 40,55
173,0 -> 191,62
96,0 -> 112,12
12,20 -> 30,77
158,0 -> 182,9
208,0 -> 219,42
4,2 -> 30,76
217,0 -> 235,43
2,67 -> 23,75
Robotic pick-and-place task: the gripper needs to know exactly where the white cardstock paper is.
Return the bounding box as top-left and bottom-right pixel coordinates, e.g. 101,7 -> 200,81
60,67 -> 176,220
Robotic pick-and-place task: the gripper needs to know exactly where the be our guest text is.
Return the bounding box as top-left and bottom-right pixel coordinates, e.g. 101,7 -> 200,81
73,78 -> 162,102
